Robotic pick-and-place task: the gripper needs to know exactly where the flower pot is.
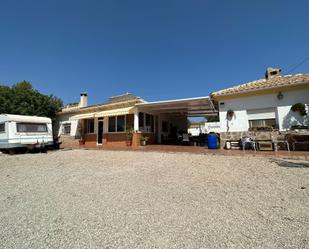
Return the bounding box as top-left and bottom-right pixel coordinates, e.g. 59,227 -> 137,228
140,140 -> 146,146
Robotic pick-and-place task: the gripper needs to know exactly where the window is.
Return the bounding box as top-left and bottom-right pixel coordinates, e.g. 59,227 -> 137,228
62,123 -> 71,135
17,123 -> 48,133
0,123 -> 5,133
145,114 -> 154,132
126,114 -> 134,130
138,112 -> 154,132
108,116 -> 116,132
247,108 -> 277,129
139,112 -> 144,130
108,115 -> 126,132
86,119 -> 94,133
117,115 -> 125,132
249,119 -> 277,129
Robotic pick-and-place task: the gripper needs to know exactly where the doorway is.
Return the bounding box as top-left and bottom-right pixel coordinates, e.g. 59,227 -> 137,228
97,119 -> 104,145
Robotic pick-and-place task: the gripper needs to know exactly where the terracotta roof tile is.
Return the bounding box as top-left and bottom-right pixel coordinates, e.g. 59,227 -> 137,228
212,73 -> 309,96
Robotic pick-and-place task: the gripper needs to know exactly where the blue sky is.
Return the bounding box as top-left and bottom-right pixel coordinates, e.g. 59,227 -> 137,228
1,0 -> 308,105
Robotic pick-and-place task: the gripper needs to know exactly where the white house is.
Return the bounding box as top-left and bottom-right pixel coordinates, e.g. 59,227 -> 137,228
211,68 -> 309,133
56,93 -> 216,147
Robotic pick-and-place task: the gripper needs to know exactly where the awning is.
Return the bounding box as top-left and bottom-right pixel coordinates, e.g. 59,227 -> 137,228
136,96 -> 217,117
95,107 -> 135,117
70,112 -> 96,120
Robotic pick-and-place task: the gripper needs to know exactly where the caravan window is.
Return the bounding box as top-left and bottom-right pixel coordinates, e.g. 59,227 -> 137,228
0,123 -> 5,133
17,123 -> 48,133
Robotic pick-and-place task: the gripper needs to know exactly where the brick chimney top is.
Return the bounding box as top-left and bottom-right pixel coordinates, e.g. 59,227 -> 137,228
265,67 -> 281,79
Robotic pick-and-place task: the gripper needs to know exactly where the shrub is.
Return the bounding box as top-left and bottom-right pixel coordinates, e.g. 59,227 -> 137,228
291,103 -> 307,116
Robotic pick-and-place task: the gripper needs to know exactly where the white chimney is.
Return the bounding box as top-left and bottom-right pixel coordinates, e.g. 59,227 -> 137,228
79,92 -> 88,108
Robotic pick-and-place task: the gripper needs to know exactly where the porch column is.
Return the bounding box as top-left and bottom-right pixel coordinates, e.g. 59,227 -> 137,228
102,117 -> 108,145
103,117 -> 108,133
134,110 -> 139,132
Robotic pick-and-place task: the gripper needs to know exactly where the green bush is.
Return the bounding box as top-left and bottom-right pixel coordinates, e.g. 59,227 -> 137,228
291,103 -> 307,116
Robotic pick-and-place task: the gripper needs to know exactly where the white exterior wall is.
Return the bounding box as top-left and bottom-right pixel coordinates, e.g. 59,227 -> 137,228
218,88 -> 309,132
56,113 -> 80,137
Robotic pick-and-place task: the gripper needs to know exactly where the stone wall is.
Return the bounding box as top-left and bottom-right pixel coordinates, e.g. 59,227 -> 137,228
220,131 -> 281,149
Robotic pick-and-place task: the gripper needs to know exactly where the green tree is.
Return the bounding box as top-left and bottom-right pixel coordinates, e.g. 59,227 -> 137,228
206,115 -> 219,122
0,81 -> 63,120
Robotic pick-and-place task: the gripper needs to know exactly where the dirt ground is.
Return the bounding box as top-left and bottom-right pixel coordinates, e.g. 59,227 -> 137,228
0,150 -> 308,249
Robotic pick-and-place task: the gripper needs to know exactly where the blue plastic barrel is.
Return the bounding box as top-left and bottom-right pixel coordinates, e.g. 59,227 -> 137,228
207,133 -> 218,149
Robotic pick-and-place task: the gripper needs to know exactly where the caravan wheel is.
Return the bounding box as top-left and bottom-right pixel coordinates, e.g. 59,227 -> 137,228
8,149 -> 15,155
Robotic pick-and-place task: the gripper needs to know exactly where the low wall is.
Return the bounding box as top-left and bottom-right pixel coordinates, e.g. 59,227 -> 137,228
220,131 -> 282,149
60,136 -> 79,148
132,132 -> 155,147
84,134 -> 97,147
103,133 -> 127,147
63,132 -> 157,148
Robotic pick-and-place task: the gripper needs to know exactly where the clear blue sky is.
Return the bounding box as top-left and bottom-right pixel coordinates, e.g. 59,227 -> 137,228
1,0 -> 308,105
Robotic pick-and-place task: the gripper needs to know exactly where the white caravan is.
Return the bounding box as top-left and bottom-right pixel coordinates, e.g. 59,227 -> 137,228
0,114 -> 53,152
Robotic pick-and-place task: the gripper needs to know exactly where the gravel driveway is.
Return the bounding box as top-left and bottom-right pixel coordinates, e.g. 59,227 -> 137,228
0,150 -> 308,249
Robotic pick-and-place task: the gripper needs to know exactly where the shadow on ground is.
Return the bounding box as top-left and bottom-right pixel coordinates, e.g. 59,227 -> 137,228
270,158 -> 309,168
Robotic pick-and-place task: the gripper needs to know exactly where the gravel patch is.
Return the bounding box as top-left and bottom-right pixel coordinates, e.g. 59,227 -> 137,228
0,150 -> 308,249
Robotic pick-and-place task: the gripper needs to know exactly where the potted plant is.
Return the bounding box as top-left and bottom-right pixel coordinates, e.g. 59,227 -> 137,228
79,138 -> 85,145
126,126 -> 134,146
226,109 -> 235,120
291,103 -> 307,116
140,134 -> 149,146
78,122 -> 85,145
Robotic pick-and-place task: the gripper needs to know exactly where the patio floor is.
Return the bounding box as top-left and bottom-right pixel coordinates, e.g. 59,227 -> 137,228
63,144 -> 309,158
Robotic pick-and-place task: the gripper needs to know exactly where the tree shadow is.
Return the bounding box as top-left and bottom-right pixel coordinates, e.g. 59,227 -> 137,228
270,158 -> 309,168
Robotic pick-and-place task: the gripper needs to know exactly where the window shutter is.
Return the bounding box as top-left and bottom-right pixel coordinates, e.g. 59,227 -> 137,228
247,108 -> 276,120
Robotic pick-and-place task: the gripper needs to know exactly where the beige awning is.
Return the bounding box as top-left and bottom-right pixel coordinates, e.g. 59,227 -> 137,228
70,112 -> 96,120
95,107 -> 135,117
